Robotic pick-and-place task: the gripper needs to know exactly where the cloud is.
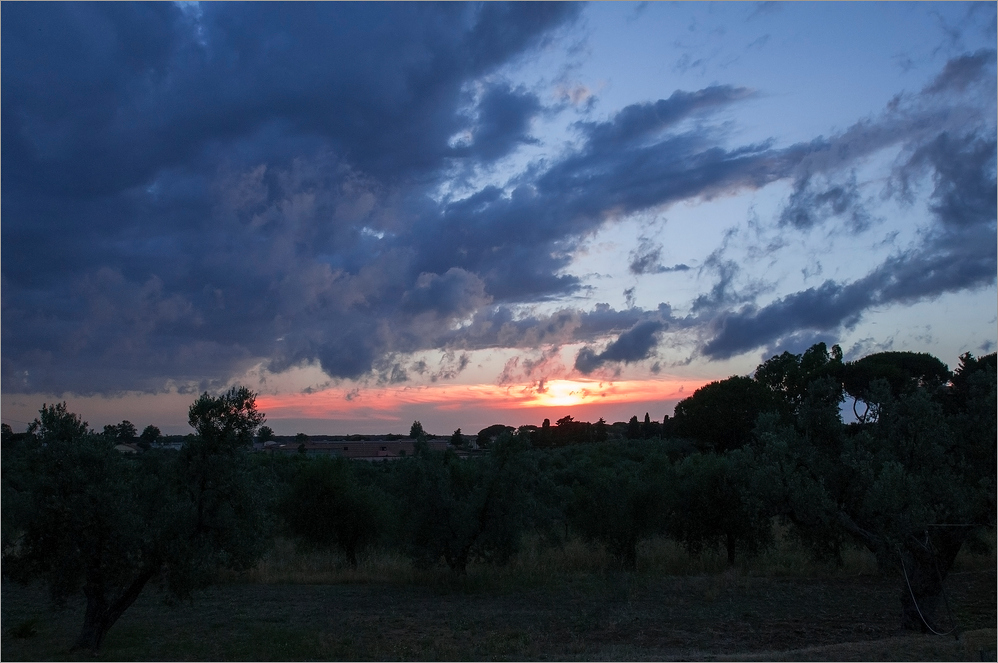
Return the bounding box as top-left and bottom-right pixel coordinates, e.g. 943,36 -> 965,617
922,49 -> 996,95
2,3 -> 581,197
895,132 -> 997,229
554,83 -> 596,108
629,238 -> 691,275
401,268 -> 490,318
1,3 -> 585,392
575,320 -> 665,374
702,216 -> 997,360
779,173 -> 874,233
1,3 -> 995,399
747,2 -> 782,21
451,82 -> 542,163
576,85 -> 755,151
702,279 -> 873,360
695,51 -> 996,361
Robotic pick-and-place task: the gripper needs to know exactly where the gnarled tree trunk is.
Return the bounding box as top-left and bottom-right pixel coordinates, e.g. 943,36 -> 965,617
621,536 -> 638,572
898,529 -> 966,633
72,566 -> 158,653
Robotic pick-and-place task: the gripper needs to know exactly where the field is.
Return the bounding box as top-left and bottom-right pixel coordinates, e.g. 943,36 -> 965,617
3,537 -> 995,661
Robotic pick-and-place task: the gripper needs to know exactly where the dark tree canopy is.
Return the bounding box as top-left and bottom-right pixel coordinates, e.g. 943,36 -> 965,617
594,417 -> 608,442
188,387 -> 265,448
395,433 -> 533,574
672,376 -> 780,452
669,450 -> 771,566
105,420 -> 138,442
139,425 -> 161,445
281,457 -> 384,568
626,415 -> 641,440
4,337 -> 992,651
753,342 -> 843,415
257,425 -> 276,444
843,349 -> 948,403
25,402 -> 88,442
555,444 -> 663,570
477,424 -> 514,449
839,351 -> 950,423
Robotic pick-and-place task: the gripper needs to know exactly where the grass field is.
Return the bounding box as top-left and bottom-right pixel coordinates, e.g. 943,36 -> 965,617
3,536 -> 995,661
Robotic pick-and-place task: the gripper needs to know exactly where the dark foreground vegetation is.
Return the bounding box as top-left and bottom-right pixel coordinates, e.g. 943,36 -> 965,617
2,343 -> 995,659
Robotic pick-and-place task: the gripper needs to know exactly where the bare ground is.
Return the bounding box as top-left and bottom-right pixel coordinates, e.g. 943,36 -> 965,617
2,569 -> 994,660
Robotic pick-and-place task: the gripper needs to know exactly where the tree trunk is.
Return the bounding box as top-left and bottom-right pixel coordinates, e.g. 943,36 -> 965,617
72,566 -> 158,653
74,588 -> 111,653
448,551 -> 469,575
623,538 -> 637,572
898,529 -> 966,632
343,538 -> 359,569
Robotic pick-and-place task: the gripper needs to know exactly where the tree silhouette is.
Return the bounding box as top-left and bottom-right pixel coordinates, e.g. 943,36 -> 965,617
3,389 -> 269,652
626,415 -> 641,440
672,376 -> 779,452
139,425 -> 161,447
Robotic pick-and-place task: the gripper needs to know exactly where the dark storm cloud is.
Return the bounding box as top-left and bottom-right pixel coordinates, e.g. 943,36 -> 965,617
702,279 -> 874,360
19,0 -> 918,393
441,303 -> 662,352
451,83 -> 542,163
2,2 -> 578,198
407,85 -> 801,304
2,1 -> 994,398
574,320 -> 665,374
1,2 -> 583,393
401,268 -> 490,318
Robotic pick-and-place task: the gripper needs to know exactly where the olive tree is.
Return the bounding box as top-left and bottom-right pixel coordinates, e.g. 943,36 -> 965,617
281,457 -> 384,567
562,443 -> 671,570
394,432 -> 533,574
756,363 -> 995,632
2,388 -> 269,652
669,450 -> 772,566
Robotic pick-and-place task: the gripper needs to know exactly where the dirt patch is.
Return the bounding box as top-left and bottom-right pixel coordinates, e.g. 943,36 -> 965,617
3,569 -> 994,660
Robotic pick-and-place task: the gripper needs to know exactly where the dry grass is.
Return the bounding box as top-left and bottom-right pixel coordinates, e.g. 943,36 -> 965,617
242,527 -> 934,589
241,538 -> 419,585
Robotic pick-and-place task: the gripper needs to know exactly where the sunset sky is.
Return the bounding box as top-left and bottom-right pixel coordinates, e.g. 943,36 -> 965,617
3,2 -> 996,436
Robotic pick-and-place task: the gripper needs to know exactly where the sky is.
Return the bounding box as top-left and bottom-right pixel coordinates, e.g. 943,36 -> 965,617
2,2 -> 996,436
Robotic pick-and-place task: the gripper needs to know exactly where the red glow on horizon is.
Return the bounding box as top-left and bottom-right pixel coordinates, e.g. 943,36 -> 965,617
255,378 -> 703,423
